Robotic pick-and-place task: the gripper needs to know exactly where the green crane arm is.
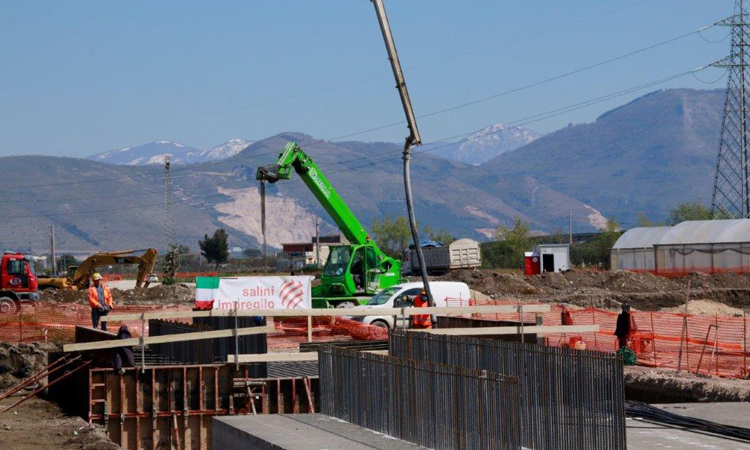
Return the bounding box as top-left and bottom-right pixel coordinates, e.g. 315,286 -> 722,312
256,142 -> 370,246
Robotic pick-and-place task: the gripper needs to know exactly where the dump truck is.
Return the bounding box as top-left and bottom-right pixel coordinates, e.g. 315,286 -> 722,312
37,248 -> 158,290
0,252 -> 40,313
402,238 -> 482,275
256,142 -> 405,308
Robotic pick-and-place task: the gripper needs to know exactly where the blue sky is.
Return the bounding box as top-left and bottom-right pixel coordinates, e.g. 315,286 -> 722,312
0,0 -> 728,157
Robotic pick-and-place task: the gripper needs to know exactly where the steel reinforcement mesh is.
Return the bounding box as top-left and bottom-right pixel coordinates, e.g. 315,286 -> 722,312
390,330 -> 627,450
319,346 -> 522,450
471,299 -> 750,379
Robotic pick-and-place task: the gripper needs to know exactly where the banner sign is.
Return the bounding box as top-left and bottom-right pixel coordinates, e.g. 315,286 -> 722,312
195,276 -> 313,310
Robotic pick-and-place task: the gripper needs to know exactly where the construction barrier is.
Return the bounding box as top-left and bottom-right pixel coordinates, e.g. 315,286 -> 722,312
0,302 -> 193,343
0,302 -> 388,350
473,299 -> 750,379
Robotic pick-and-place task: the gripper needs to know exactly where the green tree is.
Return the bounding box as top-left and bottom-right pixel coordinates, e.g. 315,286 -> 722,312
570,218 -> 622,268
198,229 -> 229,270
422,225 -> 455,245
667,201 -> 712,225
57,254 -> 77,273
371,216 -> 412,258
493,218 -> 531,269
161,244 -> 180,285
177,245 -> 191,255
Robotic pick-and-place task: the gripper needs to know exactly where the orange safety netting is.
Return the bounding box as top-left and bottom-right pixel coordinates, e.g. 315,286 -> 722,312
472,299 -> 750,379
0,302 -> 192,343
0,302 -> 388,350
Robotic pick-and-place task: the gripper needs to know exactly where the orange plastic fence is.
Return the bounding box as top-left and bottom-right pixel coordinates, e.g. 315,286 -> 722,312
0,302 -> 193,343
473,299 -> 750,379
0,302 -> 388,350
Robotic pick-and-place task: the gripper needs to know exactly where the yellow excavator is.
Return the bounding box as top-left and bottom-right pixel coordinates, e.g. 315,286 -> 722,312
38,248 -> 158,290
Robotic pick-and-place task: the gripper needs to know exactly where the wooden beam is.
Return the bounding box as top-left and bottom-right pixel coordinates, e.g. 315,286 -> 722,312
227,352 -> 319,363
63,325 -> 275,352
101,304 -> 551,322
412,324 -> 600,336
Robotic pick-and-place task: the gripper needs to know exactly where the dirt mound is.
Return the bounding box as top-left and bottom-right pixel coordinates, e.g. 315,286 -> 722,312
112,284 -> 195,305
625,366 -> 750,402
440,270 -> 539,297
661,299 -> 745,317
0,342 -> 61,391
39,284 -> 195,306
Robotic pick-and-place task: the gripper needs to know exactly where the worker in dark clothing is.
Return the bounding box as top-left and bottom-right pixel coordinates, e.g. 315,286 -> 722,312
113,325 -> 134,374
614,303 -> 633,349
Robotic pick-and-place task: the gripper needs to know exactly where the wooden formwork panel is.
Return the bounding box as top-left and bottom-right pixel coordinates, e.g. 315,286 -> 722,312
88,365 -> 319,450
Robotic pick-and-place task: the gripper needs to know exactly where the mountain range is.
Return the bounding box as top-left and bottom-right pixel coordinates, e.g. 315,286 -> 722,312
425,124 -> 542,165
0,88 -> 725,254
89,139 -> 254,166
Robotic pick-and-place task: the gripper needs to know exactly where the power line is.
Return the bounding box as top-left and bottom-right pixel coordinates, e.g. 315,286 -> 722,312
0,63 -> 713,222
3,0 -> 663,147
2,20 -> 722,193
330,20 -> 724,141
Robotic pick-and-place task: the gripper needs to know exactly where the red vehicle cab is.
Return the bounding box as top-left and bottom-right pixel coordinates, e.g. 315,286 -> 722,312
0,252 -> 40,302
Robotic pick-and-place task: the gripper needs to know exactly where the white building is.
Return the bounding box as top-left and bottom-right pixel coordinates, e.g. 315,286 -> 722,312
611,219 -> 750,275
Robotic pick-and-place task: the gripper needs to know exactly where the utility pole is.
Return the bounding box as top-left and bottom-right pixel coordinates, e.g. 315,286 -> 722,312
713,0 -> 750,218
50,225 -> 57,276
315,217 -> 321,267
568,211 -> 573,245
164,155 -> 175,247
370,0 -> 435,319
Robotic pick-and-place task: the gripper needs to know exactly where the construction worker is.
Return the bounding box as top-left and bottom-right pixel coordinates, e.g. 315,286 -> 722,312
88,273 -> 114,331
614,303 -> 633,349
113,325 -> 134,374
411,288 -> 432,329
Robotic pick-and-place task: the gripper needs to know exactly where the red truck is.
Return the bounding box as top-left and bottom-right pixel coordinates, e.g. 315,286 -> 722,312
0,252 -> 40,313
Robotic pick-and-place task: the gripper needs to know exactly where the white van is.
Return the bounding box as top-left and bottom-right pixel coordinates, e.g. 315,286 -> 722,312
353,281 -> 471,329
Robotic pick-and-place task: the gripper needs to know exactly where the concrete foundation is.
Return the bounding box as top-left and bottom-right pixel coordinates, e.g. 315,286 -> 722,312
627,402 -> 750,449
212,414 -> 422,450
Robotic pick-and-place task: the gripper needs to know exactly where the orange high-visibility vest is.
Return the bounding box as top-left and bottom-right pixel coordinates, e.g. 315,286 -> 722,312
412,294 -> 432,329
88,285 -> 114,309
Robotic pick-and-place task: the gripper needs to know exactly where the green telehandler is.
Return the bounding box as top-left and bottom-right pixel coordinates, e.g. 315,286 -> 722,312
256,142 -> 405,308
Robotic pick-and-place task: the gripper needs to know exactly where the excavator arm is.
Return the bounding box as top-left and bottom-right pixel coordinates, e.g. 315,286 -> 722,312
70,248 -> 158,289
256,142 -> 371,246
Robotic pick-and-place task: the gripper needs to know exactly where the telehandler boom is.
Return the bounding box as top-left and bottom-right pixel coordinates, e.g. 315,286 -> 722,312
256,142 -> 404,308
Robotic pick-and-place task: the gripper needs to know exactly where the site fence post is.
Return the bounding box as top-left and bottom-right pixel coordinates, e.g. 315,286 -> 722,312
744,311 -> 747,378
233,303 -> 239,370
650,312 -> 657,367
307,315 -> 312,343
18,302 -> 22,342
140,313 -> 146,372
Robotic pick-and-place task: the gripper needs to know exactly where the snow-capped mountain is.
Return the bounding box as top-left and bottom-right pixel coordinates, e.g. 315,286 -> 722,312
426,124 -> 542,165
89,139 -> 253,166
197,139 -> 253,162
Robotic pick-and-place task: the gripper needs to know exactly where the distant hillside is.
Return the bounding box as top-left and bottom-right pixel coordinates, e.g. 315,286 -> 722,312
1,88 -> 727,254
426,123 -> 541,165
479,89 -> 724,226
89,139 -> 253,166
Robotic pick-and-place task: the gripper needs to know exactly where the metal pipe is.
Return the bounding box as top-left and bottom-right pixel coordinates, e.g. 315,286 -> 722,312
369,0 -> 435,321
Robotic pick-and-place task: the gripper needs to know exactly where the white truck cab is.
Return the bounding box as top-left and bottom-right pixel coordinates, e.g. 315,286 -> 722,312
352,281 -> 471,329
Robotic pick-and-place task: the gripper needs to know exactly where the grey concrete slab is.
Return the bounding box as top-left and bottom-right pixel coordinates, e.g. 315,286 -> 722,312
654,402 -> 750,428
627,418 -> 750,449
213,414 -> 424,450
627,403 -> 750,449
